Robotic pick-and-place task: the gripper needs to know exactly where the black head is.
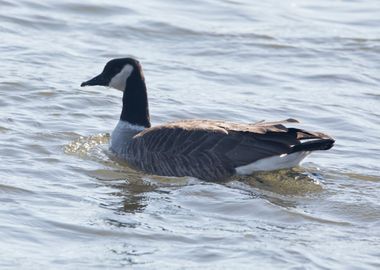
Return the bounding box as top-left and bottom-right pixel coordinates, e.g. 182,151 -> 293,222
81,57 -> 150,128
81,58 -> 143,91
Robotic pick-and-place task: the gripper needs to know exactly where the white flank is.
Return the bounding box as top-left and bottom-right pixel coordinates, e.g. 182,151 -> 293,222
235,151 -> 310,175
109,64 -> 134,91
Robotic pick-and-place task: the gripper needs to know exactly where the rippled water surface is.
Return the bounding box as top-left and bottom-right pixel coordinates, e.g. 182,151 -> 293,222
1,0 -> 380,269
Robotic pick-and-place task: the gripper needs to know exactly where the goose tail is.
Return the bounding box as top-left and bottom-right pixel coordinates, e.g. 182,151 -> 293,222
290,138 -> 335,154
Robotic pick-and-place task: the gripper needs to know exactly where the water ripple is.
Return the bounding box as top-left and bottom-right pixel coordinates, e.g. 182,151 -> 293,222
0,0 -> 379,269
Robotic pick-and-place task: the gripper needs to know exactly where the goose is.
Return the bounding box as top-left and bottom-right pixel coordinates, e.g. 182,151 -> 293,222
81,57 -> 334,181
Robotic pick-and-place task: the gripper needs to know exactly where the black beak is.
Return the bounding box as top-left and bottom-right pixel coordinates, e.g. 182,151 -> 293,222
81,74 -> 108,87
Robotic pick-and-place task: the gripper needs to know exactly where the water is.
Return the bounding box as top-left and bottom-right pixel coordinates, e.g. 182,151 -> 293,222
1,0 -> 379,268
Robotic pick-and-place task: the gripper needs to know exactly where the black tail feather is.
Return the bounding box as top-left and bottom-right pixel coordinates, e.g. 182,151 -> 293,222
290,139 -> 335,154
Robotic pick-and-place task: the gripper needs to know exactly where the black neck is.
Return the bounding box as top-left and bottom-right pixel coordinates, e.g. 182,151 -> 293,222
120,69 -> 151,128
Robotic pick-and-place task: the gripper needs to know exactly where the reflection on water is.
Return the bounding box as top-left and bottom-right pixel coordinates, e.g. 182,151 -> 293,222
234,168 -> 323,195
65,134 -> 342,230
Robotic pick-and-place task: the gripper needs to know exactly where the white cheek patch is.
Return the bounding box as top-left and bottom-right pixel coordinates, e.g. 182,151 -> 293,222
109,64 -> 134,91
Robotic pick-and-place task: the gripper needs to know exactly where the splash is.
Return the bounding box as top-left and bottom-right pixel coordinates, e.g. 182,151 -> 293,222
64,133 -> 110,160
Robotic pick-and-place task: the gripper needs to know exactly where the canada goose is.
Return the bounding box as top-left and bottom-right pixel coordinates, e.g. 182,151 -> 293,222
81,58 -> 334,181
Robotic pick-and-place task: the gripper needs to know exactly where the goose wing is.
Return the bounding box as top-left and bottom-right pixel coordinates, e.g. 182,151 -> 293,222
126,119 -> 334,180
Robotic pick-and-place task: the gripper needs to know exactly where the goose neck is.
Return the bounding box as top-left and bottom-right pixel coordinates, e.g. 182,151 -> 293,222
120,70 -> 151,128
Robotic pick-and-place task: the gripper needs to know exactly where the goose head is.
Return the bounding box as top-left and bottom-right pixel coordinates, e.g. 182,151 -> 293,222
81,57 -> 151,128
81,57 -> 143,92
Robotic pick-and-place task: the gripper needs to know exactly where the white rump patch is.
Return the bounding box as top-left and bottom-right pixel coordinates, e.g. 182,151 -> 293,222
109,64 -> 134,91
235,151 -> 311,175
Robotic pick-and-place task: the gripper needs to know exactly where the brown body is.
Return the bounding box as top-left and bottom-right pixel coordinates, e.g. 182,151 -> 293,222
123,119 -> 334,181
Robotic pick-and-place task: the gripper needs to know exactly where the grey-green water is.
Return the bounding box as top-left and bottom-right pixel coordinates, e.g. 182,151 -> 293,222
0,0 -> 379,269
